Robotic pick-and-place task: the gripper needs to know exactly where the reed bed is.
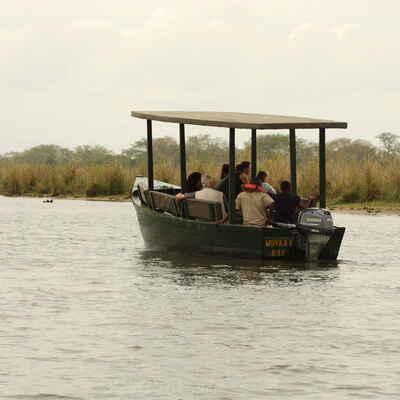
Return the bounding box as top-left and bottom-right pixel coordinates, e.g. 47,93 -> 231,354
1,156 -> 400,204
0,156 -> 400,203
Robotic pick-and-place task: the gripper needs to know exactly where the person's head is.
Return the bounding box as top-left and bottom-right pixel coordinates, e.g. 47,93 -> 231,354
280,180 -> 291,192
202,175 -> 217,189
256,171 -> 267,182
243,177 -> 263,192
250,177 -> 263,187
241,161 -> 250,175
220,164 -> 229,179
184,172 -> 202,193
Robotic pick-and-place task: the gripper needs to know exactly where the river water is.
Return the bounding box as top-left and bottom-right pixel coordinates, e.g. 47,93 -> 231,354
1,196 -> 399,399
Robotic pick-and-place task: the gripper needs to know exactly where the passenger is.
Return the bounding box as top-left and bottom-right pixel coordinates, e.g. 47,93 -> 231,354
215,167 -> 243,199
235,178 -> 274,226
181,172 -> 202,194
256,171 -> 276,195
237,161 -> 251,184
271,181 -> 301,224
220,163 -> 229,180
177,175 -> 228,222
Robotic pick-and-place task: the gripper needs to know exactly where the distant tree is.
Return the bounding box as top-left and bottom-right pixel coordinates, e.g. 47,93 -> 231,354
242,134 -> 317,164
121,134 -> 228,167
186,134 -> 227,165
73,145 -> 115,164
327,138 -> 377,161
122,136 -> 179,165
377,132 -> 400,157
3,145 -> 74,165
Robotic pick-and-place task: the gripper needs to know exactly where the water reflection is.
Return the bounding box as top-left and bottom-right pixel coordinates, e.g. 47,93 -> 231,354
137,249 -> 340,287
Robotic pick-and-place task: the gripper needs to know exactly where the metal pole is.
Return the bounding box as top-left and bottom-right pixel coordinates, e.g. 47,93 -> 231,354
179,123 -> 186,189
289,128 -> 297,193
147,120 -> 154,191
229,128 -> 236,224
251,128 -> 257,179
319,128 -> 326,208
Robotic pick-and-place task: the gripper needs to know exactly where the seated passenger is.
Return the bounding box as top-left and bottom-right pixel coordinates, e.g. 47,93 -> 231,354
235,178 -> 274,226
271,181 -> 301,224
256,170 -> 276,195
177,175 -> 228,222
237,161 -> 251,185
220,163 -> 229,180
215,168 -> 242,199
181,172 -> 202,194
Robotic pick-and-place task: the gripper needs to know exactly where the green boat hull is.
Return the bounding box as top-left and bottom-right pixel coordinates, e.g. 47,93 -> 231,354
133,202 -> 345,261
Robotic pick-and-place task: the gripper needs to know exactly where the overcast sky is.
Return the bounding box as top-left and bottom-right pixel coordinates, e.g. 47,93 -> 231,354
1,0 -> 399,153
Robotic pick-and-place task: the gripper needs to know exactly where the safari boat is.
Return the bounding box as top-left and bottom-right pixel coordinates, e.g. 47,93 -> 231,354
130,111 -> 347,261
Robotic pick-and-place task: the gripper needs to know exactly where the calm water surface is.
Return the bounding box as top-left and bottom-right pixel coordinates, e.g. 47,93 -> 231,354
1,196 -> 400,399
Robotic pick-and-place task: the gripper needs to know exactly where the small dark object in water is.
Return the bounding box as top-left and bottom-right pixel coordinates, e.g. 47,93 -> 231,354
43,199 -> 53,203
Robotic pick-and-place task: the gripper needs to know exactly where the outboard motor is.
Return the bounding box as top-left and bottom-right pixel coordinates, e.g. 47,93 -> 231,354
296,208 -> 335,260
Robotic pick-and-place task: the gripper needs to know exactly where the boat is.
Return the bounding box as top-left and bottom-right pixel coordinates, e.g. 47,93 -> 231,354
130,111 -> 348,260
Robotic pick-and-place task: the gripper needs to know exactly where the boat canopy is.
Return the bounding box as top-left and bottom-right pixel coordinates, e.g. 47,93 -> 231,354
131,110 -> 348,224
131,111 -> 347,130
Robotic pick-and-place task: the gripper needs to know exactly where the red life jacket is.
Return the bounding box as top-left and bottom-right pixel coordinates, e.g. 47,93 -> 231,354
243,184 -> 265,193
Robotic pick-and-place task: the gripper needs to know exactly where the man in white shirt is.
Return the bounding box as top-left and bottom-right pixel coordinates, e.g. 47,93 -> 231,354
236,179 -> 274,226
177,175 -> 228,221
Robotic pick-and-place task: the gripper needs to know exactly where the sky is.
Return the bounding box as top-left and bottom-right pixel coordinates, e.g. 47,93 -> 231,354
1,0 -> 399,154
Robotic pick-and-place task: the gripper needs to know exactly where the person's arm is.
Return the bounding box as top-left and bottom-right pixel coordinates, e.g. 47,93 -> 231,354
222,194 -> 229,214
266,183 -> 276,195
235,195 -> 241,212
263,193 -> 275,209
295,195 -> 304,209
176,192 -> 195,199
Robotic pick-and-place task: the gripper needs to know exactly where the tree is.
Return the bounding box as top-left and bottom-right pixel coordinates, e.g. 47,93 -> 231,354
243,134 -> 317,164
377,132 -> 400,157
327,138 -> 377,161
186,135 -> 227,165
73,145 -> 115,164
121,137 -> 179,165
3,145 -> 74,165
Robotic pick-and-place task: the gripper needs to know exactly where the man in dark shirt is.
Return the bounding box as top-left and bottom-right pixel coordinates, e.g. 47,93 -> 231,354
272,181 -> 301,224
215,170 -> 243,200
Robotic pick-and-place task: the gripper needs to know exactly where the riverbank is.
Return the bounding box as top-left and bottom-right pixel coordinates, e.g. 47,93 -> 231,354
3,194 -> 400,214
1,193 -> 131,202
330,201 -> 400,215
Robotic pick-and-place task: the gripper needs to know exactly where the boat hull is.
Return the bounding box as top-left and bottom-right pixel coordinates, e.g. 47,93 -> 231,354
133,202 -> 345,260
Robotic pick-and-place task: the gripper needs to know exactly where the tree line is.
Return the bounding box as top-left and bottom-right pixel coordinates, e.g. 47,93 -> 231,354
0,132 -> 399,203
1,132 -> 399,166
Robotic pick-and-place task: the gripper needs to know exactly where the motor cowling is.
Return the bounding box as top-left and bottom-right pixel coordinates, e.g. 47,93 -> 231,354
297,208 -> 335,236
296,208 -> 335,260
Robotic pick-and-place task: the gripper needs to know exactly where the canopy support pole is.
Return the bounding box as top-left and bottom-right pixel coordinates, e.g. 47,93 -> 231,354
251,129 -> 257,179
289,128 -> 297,193
179,123 -> 186,189
147,120 -> 154,191
319,128 -> 326,208
229,128 -> 236,224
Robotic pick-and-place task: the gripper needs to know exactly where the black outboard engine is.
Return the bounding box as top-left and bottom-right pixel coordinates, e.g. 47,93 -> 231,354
296,208 -> 335,260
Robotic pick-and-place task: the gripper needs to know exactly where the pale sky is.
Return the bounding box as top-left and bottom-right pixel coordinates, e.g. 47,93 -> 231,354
1,0 -> 399,153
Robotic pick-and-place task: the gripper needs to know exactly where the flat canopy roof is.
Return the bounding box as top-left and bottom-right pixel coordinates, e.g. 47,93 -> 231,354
131,111 -> 347,130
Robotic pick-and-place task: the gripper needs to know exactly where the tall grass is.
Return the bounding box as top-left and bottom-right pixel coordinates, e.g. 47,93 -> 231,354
1,156 -> 400,203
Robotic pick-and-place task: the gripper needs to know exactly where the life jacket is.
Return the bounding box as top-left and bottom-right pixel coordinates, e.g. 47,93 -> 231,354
242,184 -> 265,193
